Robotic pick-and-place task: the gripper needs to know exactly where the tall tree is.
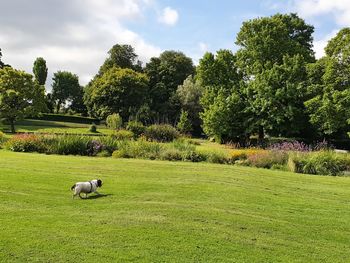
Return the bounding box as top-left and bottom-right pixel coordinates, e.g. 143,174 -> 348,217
84,67 -> 148,121
235,13 -> 315,140
98,44 -> 142,75
33,57 -> 48,85
305,28 -> 350,137
145,51 -> 195,123
198,50 -> 247,142
0,67 -> 46,133
176,75 -> 203,135
51,71 -> 81,113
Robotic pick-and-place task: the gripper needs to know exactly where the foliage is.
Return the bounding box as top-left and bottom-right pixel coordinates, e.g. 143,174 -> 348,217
0,67 -> 46,133
51,71 -> 81,113
246,150 -> 288,169
89,123 -> 97,133
144,124 -> 179,142
126,120 -> 145,138
229,148 -> 266,162
33,113 -> 100,125
4,134 -> 46,153
288,151 -> 350,176
84,67 -> 148,120
33,57 -> 48,85
0,131 -> 5,144
176,75 -> 203,134
48,135 -> 90,155
305,28 -> 350,137
106,113 -> 123,130
98,44 -> 142,75
145,51 -> 195,122
112,129 -> 134,141
0,48 -> 10,68
177,110 -> 192,134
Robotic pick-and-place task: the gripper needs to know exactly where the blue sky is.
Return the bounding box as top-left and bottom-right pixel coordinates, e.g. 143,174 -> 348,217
0,0 -> 348,87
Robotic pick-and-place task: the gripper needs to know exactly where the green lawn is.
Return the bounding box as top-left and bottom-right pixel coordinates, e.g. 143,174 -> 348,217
0,119 -> 113,135
1,151 -> 350,262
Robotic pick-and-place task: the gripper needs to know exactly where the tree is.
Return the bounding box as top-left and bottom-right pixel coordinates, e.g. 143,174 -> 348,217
106,113 -> 123,130
197,50 -> 247,142
0,67 -> 46,133
145,51 -> 195,122
305,28 -> 350,137
235,13 -> 315,140
84,67 -> 149,121
33,57 -> 48,85
98,44 -> 142,75
177,110 -> 192,134
176,75 -> 203,135
51,71 -> 81,113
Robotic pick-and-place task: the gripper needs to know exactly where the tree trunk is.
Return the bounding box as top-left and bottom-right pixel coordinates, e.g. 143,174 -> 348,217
56,100 -> 61,113
258,126 -> 264,143
10,119 -> 15,133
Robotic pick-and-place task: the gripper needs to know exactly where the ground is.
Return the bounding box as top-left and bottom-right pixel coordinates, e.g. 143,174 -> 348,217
1,150 -> 350,262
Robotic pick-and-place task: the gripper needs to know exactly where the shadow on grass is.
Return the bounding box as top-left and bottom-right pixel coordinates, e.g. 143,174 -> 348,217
84,193 -> 112,200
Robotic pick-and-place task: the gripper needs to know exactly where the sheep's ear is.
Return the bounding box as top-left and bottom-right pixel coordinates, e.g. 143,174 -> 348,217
97,179 -> 102,187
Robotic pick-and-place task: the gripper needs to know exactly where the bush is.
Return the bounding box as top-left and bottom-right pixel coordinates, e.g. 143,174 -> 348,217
112,129 -> 134,140
106,113 -> 123,130
229,149 -> 265,162
204,151 -> 229,164
246,150 -> 288,169
144,124 -> 179,142
177,110 -> 192,134
89,123 -> 97,133
126,120 -> 145,138
182,150 -> 206,162
0,131 -> 6,145
160,148 -> 183,161
288,151 -> 350,176
98,136 -> 120,154
86,140 -> 103,156
49,135 -> 90,155
5,134 -> 46,153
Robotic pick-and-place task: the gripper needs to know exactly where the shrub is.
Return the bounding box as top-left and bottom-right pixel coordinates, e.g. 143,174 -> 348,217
0,131 -> 6,145
126,120 -> 145,138
268,141 -> 311,152
177,110 -> 192,134
5,134 -> 46,153
49,135 -> 90,155
182,150 -> 206,162
112,129 -> 134,140
229,149 -> 265,162
204,151 -> 229,164
98,136 -> 120,154
89,123 -> 97,133
160,148 -> 183,161
86,140 -> 103,156
246,150 -> 288,169
288,151 -> 350,176
144,124 -> 179,142
106,113 -> 123,130
171,139 -> 196,152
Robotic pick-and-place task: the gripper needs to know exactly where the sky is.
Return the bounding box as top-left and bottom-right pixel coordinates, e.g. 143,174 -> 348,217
0,0 -> 349,89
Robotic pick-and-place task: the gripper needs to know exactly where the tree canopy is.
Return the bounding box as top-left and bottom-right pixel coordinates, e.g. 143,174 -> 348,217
0,67 -> 46,132
33,57 -> 48,85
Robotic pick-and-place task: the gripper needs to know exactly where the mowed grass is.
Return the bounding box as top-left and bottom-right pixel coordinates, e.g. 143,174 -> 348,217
1,151 -> 350,262
0,119 -> 113,135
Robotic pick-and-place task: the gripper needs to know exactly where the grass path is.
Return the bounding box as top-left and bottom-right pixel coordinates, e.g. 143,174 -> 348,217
1,150 -> 350,262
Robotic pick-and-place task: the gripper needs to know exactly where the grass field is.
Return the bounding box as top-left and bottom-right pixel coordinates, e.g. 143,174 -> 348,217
1,150 -> 350,262
0,119 -> 113,135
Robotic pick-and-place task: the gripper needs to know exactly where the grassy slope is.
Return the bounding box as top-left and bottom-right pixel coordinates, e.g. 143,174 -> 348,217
0,119 -> 113,135
1,151 -> 350,262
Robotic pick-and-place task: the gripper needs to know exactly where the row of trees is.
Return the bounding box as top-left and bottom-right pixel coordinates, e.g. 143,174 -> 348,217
1,13 -> 349,142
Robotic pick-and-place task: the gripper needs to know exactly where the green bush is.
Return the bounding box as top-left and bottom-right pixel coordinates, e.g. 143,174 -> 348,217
49,135 -> 90,155
160,148 -> 183,161
288,151 -> 350,176
182,150 -> 206,162
0,131 -> 6,145
98,136 -> 120,154
112,129 -> 134,140
106,113 -> 123,130
144,124 -> 179,142
126,120 -> 145,138
89,123 -> 97,133
246,150 -> 288,169
204,151 -> 229,164
5,134 -> 47,153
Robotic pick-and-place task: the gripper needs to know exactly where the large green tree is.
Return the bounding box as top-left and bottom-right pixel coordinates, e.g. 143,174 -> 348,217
235,13 -> 315,140
0,67 -> 46,132
51,71 -> 81,113
197,50 -> 248,142
98,44 -> 142,75
145,51 -> 195,123
84,67 -> 148,120
33,57 -> 48,85
176,75 -> 203,135
305,28 -> 350,137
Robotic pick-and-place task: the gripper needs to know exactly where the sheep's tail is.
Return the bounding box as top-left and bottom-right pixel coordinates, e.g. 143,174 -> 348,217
71,184 -> 76,191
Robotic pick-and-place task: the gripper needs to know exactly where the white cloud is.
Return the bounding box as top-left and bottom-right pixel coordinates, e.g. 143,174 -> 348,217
158,7 -> 179,26
313,30 -> 339,58
291,0 -> 350,26
0,0 -> 162,88
199,42 -> 208,53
